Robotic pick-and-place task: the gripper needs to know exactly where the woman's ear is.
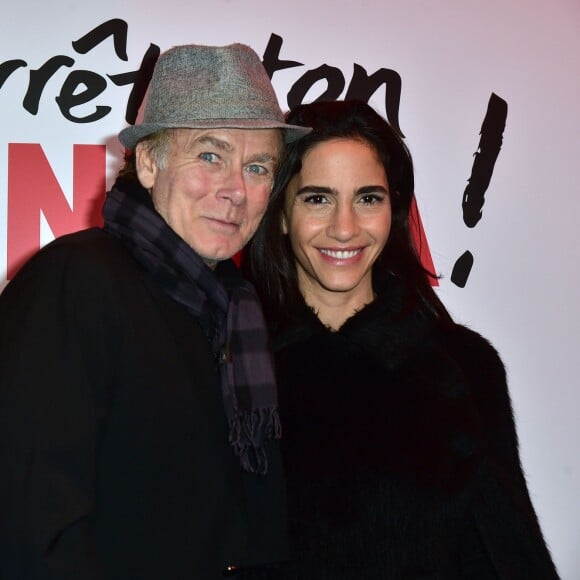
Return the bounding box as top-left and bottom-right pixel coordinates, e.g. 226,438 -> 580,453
281,211 -> 289,235
135,143 -> 157,190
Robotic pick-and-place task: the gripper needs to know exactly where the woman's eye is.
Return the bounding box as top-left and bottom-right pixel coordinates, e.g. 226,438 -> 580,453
303,194 -> 328,205
199,152 -> 219,163
359,193 -> 385,205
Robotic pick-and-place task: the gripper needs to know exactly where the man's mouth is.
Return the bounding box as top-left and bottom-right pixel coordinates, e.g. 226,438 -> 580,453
206,216 -> 240,228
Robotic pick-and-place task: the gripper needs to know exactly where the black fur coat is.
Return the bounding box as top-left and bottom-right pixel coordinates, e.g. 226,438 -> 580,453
272,275 -> 559,579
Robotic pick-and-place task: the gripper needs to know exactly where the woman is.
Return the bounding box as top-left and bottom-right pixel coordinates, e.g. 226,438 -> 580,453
244,100 -> 558,578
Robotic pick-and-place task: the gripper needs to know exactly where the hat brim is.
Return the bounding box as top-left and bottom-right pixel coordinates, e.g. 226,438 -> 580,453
119,119 -> 311,150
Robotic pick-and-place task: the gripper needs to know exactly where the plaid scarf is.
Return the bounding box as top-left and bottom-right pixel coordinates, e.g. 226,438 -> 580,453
103,180 -> 280,475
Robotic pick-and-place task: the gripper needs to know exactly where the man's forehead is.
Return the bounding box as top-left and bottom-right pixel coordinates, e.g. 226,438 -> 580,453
175,127 -> 283,154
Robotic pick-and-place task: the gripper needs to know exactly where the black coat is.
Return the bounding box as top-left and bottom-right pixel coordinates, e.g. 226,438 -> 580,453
0,229 -> 288,579
272,276 -> 559,579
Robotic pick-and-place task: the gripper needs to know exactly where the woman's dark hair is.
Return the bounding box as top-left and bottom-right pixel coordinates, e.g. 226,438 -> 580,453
244,100 -> 451,331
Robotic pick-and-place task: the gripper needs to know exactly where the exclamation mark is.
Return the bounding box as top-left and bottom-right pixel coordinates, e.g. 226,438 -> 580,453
451,93 -> 508,287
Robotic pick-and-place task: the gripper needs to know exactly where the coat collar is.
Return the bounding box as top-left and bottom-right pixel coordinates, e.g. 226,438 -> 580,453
273,272 -> 438,372
272,272 -> 482,492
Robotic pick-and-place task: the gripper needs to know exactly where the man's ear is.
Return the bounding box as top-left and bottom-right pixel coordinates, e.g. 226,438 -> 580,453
135,143 -> 157,189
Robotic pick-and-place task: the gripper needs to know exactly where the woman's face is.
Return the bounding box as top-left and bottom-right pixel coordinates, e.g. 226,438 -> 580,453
282,137 -> 391,310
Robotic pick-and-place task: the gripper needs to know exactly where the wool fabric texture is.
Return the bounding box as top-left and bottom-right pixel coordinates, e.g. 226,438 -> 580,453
270,273 -> 559,578
118,43 -> 310,149
103,179 -> 280,474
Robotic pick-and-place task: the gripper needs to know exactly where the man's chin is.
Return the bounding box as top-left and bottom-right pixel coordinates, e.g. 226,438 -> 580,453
198,247 -> 241,269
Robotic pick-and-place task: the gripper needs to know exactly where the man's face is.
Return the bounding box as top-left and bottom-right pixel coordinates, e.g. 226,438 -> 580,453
136,128 -> 282,267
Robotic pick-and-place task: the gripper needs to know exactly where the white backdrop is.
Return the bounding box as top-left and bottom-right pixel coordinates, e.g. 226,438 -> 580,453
1,1 -> 578,576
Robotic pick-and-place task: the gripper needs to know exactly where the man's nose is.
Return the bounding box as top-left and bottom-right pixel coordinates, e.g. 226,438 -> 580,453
219,167 -> 247,206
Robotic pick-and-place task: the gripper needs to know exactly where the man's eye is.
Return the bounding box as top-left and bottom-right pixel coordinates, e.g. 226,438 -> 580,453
199,152 -> 219,163
246,164 -> 268,176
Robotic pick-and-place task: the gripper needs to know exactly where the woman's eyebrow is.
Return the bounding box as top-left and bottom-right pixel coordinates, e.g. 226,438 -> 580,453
357,185 -> 389,194
295,185 -> 335,195
295,185 -> 389,195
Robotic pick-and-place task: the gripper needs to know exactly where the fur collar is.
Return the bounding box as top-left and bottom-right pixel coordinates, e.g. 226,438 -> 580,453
273,272 -> 438,372
273,273 -> 483,492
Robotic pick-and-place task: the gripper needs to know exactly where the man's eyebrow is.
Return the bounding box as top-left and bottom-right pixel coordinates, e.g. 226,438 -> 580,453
247,153 -> 279,165
191,135 -> 279,164
195,135 -> 233,152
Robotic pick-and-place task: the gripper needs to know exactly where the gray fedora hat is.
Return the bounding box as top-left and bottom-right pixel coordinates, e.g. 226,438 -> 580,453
118,43 -> 310,149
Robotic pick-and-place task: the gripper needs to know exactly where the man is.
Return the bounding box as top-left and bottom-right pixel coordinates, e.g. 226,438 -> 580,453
0,43 -> 309,579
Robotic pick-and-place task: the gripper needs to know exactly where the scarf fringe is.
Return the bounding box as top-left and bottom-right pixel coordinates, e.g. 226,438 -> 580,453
230,408 -> 282,475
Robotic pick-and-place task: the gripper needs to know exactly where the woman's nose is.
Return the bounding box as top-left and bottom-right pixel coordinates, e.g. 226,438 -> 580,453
327,204 -> 359,240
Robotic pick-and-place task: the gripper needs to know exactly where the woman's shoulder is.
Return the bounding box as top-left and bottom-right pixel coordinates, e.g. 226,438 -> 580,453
437,322 -> 508,394
437,322 -> 522,466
